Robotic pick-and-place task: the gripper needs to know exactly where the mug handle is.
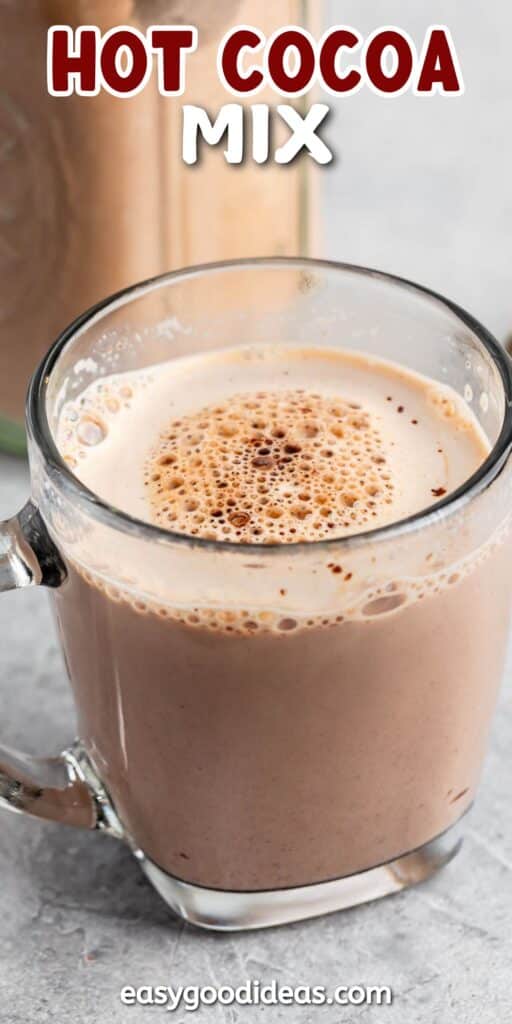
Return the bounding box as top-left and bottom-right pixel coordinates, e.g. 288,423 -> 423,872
0,502 -> 121,836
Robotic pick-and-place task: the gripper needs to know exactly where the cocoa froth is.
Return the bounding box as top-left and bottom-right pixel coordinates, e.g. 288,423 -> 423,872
144,390 -> 395,542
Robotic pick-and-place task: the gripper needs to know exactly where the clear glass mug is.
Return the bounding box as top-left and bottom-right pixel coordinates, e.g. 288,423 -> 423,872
1,259 -> 512,931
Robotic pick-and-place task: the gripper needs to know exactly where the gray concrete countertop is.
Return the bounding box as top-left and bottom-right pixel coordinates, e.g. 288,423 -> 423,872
0,452 -> 511,1024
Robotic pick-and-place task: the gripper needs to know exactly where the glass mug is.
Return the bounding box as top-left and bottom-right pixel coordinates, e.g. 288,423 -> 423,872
1,259 -> 512,931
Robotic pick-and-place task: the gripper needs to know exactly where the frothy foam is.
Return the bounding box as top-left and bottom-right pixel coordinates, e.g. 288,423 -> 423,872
56,344 -> 489,545
74,528 -> 502,634
52,345 -> 497,631
144,390 -> 396,542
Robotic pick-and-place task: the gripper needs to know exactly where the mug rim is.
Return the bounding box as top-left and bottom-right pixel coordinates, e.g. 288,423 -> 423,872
27,257 -> 512,556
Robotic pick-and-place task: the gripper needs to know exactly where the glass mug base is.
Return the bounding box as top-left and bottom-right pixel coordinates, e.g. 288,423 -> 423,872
68,736 -> 465,932
135,822 -> 464,931
0,734 -> 466,932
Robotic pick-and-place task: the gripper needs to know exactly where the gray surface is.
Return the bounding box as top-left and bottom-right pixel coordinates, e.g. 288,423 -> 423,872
0,452 -> 512,1023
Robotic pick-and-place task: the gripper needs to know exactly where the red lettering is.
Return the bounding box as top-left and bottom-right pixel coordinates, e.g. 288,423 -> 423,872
100,29 -> 148,95
150,28 -> 196,94
417,28 -> 463,94
47,22 -> 463,103
220,28 -> 264,93
319,28 -> 362,93
48,27 -> 97,95
267,29 -> 315,94
366,30 -> 414,94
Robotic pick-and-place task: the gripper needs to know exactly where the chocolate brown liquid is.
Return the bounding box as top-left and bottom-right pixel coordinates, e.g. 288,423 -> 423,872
54,545 -> 511,890
52,347 -> 512,890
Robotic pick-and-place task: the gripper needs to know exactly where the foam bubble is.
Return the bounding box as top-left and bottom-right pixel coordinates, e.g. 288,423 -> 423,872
144,390 -> 396,543
76,414 -> 107,447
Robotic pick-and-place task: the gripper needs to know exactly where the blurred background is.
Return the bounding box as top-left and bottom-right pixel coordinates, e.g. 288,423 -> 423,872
323,1 -> 512,343
1,1 -> 510,451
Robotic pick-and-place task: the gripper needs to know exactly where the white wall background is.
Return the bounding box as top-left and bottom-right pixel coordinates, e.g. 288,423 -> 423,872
322,1 -> 512,343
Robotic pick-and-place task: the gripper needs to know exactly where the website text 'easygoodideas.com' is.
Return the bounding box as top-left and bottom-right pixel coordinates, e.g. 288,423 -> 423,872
120,980 -> 393,1012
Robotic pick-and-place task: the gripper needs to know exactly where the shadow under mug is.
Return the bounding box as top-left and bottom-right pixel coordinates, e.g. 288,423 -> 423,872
1,258 -> 512,931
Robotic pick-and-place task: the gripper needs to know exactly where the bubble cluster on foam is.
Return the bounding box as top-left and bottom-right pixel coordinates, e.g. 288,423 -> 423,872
144,390 -> 396,543
57,372 -> 152,469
